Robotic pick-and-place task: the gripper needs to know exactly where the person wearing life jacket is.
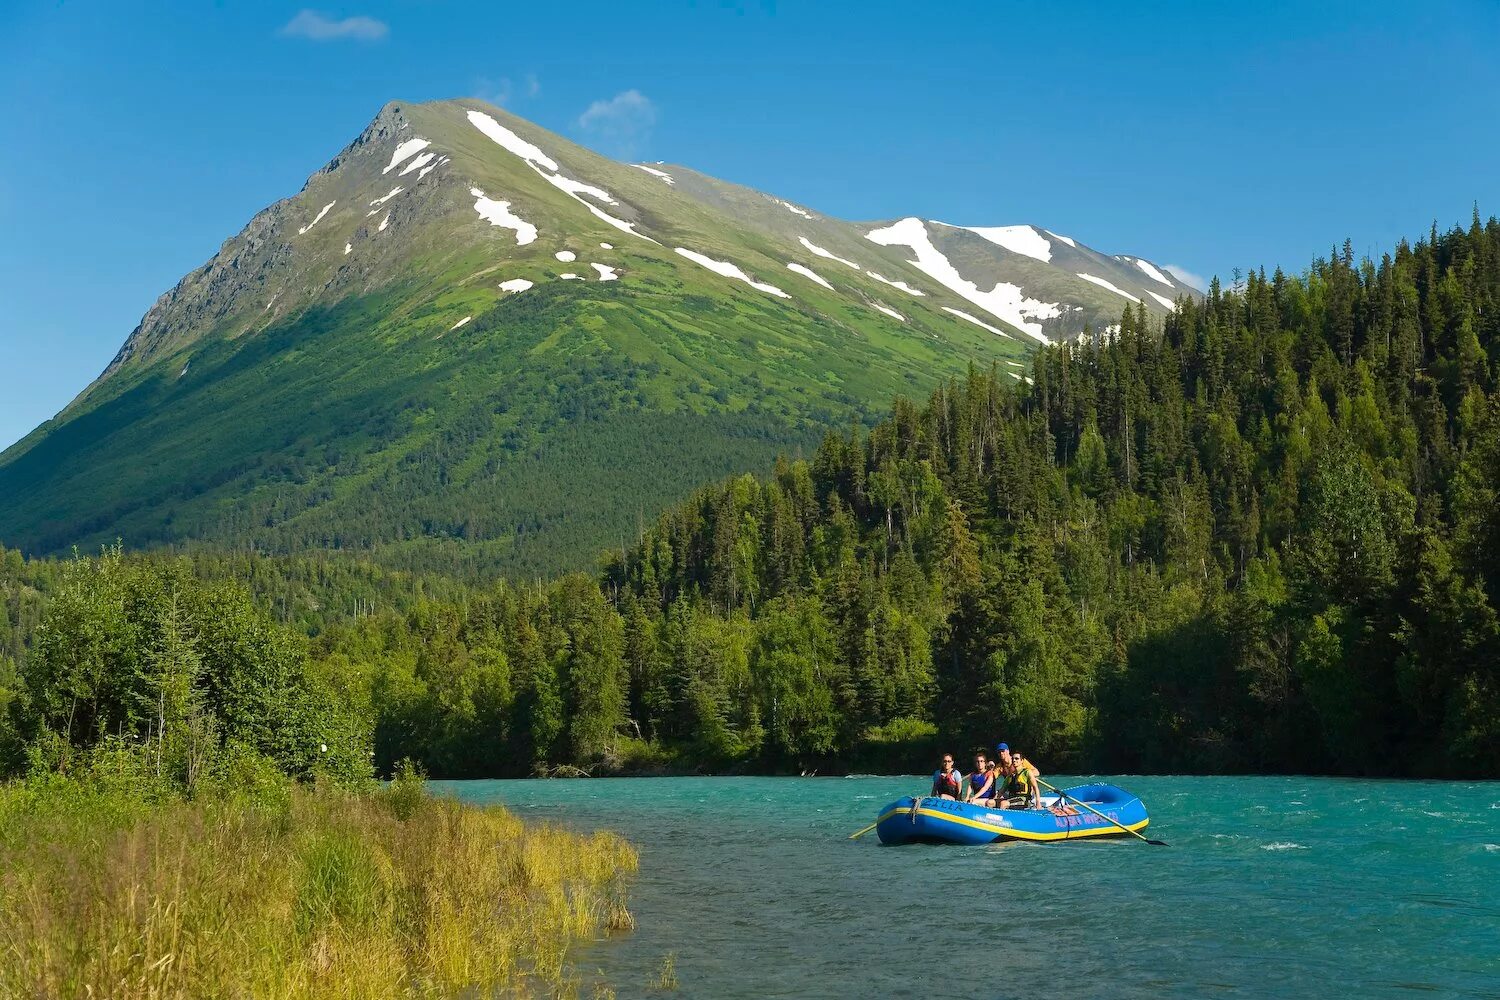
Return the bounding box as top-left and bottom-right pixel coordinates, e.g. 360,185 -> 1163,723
1008,745 -> 1041,809
930,753 -> 963,800
965,751 -> 996,806
993,743 -> 1018,805
995,743 -> 1040,809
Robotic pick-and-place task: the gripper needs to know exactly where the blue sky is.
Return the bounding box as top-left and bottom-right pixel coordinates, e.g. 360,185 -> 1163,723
2,0 -> 1498,450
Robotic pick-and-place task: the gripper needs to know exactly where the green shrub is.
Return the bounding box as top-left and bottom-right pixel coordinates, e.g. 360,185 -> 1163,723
382,757 -> 425,820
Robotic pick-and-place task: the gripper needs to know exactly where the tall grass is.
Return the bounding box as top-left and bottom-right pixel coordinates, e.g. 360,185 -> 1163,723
0,775 -> 637,998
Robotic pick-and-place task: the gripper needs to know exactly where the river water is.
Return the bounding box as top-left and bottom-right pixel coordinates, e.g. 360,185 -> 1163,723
436,775 -> 1500,998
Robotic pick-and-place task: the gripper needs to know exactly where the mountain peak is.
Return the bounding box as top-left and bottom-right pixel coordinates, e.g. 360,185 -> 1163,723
2,96 -> 1192,575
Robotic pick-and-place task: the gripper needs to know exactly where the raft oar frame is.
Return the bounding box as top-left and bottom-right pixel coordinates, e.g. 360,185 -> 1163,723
1035,777 -> 1167,846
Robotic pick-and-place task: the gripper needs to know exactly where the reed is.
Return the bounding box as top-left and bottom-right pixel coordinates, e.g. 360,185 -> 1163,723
0,776 -> 638,998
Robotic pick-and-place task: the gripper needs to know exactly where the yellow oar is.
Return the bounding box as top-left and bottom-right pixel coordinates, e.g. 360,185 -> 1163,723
1035,777 -> 1167,846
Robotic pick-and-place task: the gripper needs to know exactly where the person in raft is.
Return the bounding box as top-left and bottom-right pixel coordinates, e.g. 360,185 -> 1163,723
930,753 -> 963,800
995,743 -> 1041,809
965,750 -> 997,806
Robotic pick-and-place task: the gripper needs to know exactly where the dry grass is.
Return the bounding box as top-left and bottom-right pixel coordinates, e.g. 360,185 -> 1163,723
0,780 -> 637,998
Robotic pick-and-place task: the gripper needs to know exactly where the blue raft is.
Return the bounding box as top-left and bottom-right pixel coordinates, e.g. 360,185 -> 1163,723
873,783 -> 1149,845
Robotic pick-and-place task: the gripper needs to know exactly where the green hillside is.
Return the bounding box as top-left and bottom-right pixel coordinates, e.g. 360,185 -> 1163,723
0,98 -> 1183,576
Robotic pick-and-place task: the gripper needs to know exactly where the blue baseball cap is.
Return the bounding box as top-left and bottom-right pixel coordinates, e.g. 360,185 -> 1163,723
995,742 -> 1009,753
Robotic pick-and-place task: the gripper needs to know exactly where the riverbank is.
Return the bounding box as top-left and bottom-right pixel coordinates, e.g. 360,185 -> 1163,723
0,772 -> 638,998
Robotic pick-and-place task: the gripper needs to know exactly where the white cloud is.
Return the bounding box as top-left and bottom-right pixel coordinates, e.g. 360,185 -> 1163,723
475,73 -> 541,107
280,10 -> 388,41
1163,264 -> 1209,292
577,89 -> 657,158
476,76 -> 513,106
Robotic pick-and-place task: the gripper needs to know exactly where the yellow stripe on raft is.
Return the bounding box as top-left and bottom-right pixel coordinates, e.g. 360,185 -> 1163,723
876,805 -> 1149,842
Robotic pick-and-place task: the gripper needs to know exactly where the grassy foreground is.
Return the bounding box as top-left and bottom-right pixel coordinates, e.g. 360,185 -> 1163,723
0,773 -> 637,998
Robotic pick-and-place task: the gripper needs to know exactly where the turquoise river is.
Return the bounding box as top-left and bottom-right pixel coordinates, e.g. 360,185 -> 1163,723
436,776 -> 1500,998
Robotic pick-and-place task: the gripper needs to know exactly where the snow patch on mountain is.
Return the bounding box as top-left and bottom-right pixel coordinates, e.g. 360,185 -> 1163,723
600,242 -> 613,250
297,201 -> 336,235
865,271 -> 925,297
552,176 -> 617,204
555,250 -> 577,262
399,152 -> 437,177
370,187 -> 402,207
591,263 -> 618,281
378,213 -> 390,232
1146,289 -> 1177,310
560,273 -> 583,281
799,237 -> 858,269
774,198 -> 814,219
873,303 -> 905,322
499,278 -> 534,293
1043,229 -> 1077,248
786,262 -> 833,290
1077,272 -> 1141,303
470,187 -> 538,245
1133,259 -> 1175,287
675,248 -> 789,298
467,108 -> 655,242
466,111 -> 557,170
633,164 -> 675,184
943,306 -> 1013,338
541,173 -> 655,242
867,217 -> 1056,343
949,223 -> 1052,264
383,138 -> 430,174
449,316 -> 472,331
343,242 -> 352,255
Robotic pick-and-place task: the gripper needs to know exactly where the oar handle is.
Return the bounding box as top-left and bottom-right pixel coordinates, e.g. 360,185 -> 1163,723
1035,778 -> 1161,846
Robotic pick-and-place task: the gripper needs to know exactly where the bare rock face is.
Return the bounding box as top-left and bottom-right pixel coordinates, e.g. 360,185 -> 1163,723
101,103 -> 424,382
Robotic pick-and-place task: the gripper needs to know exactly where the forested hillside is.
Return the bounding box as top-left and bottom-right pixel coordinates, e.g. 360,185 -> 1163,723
5,215 -> 1499,779
597,216 -> 1500,777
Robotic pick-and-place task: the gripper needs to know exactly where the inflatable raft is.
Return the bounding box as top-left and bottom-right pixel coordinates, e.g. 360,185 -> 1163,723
873,783 -> 1149,845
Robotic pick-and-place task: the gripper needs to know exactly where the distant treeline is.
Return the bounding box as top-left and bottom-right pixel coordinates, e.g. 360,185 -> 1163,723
5,214 -> 1500,779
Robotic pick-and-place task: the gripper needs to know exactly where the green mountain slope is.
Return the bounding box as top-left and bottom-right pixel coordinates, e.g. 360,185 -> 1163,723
0,98 -> 1189,576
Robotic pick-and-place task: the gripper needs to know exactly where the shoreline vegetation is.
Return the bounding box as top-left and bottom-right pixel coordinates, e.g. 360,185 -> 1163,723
0,767 -> 638,998
0,551 -> 638,998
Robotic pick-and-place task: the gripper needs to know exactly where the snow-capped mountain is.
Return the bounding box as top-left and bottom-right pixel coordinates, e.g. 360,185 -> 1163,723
1,98 -> 1194,575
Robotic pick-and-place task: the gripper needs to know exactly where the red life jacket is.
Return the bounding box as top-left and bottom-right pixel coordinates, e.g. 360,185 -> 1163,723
933,769 -> 961,797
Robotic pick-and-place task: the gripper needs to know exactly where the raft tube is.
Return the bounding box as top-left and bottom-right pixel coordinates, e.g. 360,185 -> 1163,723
873,783 -> 1149,845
